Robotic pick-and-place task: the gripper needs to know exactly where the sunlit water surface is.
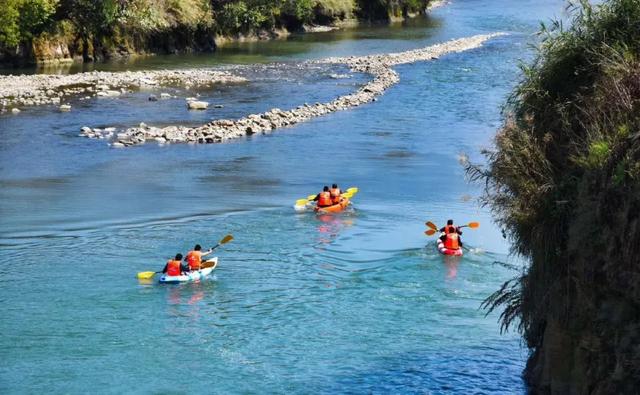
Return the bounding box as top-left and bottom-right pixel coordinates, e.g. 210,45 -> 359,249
0,0 -> 565,393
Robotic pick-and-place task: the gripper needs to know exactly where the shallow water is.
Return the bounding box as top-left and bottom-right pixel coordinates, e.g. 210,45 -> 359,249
0,0 -> 565,393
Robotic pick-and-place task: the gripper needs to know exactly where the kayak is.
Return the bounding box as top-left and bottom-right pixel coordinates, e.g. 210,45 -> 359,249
437,236 -> 463,257
158,258 -> 218,284
314,198 -> 350,214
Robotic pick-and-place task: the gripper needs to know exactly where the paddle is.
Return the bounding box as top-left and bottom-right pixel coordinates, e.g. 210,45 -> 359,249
136,234 -> 234,279
137,270 -> 161,280
424,221 -> 480,231
199,234 -> 233,269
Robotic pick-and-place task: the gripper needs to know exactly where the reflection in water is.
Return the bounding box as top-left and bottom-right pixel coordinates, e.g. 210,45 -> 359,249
315,212 -> 355,245
443,255 -> 461,279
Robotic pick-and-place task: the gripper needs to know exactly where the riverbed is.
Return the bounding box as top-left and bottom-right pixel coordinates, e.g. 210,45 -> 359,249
0,0 -> 564,393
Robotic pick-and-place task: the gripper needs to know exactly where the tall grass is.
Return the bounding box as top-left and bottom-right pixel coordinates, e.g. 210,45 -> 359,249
468,0 -> 640,390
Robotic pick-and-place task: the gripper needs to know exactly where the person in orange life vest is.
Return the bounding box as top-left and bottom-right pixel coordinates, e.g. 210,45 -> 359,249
314,186 -> 333,208
162,253 -> 189,276
439,219 -> 463,236
329,183 -> 342,204
440,230 -> 463,250
185,244 -> 213,271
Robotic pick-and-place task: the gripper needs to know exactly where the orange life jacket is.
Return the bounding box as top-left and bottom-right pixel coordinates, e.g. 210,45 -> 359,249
318,191 -> 333,207
167,260 -> 182,276
186,251 -> 202,270
330,188 -> 342,203
444,225 -> 456,234
444,233 -> 460,250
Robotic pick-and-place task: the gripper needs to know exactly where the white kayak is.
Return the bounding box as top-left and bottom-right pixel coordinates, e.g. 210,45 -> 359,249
158,258 -> 218,284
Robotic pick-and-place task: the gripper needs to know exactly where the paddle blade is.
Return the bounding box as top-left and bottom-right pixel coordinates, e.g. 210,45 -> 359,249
342,192 -> 353,199
346,187 -> 358,194
220,234 -> 234,244
307,194 -> 316,200
425,221 -> 438,231
468,222 -> 480,229
296,199 -> 310,206
424,229 -> 436,236
137,271 -> 156,279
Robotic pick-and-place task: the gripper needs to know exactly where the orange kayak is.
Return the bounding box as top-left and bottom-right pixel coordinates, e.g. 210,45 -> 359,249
314,198 -> 350,214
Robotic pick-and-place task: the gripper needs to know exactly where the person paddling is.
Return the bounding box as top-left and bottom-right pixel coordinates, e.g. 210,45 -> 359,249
440,230 -> 463,251
185,244 -> 214,271
329,183 -> 342,204
440,219 -> 463,235
314,186 -> 333,208
162,253 -> 189,276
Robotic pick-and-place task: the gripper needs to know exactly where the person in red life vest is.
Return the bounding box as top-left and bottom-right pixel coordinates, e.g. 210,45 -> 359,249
439,219 -> 463,236
185,244 -> 214,271
314,186 -> 333,208
162,253 -> 188,276
329,183 -> 342,204
440,230 -> 463,251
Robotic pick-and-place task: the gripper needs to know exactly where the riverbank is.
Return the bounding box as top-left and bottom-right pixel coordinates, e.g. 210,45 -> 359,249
71,33 -> 502,147
0,0 -> 433,66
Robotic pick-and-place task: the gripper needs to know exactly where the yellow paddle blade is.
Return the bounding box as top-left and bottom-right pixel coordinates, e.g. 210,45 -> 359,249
424,229 -> 436,236
307,194 -> 316,200
296,199 -> 310,206
342,192 -> 353,199
346,187 -> 358,194
467,222 -> 480,229
425,221 -> 438,231
220,234 -> 234,244
137,271 -> 156,279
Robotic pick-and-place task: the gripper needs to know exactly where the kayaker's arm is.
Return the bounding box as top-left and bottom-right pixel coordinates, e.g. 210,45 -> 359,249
161,263 -> 169,274
313,193 -> 320,202
201,248 -> 214,257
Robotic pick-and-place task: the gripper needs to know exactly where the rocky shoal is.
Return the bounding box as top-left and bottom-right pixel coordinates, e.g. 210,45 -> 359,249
0,69 -> 246,109
10,33 -> 504,147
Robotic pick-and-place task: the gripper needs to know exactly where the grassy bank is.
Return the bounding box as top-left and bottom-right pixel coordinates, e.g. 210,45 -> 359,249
0,0 -> 431,65
468,0 -> 640,392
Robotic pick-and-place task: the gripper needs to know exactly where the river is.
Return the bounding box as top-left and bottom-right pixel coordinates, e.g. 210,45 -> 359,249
0,0 -> 564,393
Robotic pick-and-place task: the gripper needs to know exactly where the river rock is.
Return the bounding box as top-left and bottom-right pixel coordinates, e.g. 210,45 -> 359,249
11,108 -> 20,114
148,94 -> 158,101
188,101 -> 209,110
59,104 -> 71,111
160,93 -> 171,99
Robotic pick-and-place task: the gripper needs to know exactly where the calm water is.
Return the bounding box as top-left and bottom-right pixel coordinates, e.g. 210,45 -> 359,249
0,1 -> 565,393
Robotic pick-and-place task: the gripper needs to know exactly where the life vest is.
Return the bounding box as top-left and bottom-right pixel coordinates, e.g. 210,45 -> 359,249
330,188 -> 342,203
167,260 -> 182,276
444,233 -> 460,250
318,191 -> 333,207
186,250 -> 202,270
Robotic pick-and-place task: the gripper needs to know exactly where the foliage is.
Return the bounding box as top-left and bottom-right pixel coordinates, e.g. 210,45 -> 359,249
467,1 -> 640,385
0,0 -> 58,47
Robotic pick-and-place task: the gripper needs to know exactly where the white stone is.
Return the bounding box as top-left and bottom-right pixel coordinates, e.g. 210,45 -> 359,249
59,104 -> 71,111
111,142 -> 125,148
160,93 -> 171,99
187,101 -> 209,110
11,108 -> 20,114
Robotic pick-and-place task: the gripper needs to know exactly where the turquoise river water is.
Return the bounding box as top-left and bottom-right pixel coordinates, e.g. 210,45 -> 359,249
0,0 -> 566,393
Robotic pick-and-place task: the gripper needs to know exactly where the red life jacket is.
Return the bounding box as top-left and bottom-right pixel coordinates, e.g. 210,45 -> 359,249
444,233 -> 460,250
186,251 -> 201,270
330,188 -> 342,203
318,191 -> 333,207
444,225 -> 456,234
167,260 -> 182,276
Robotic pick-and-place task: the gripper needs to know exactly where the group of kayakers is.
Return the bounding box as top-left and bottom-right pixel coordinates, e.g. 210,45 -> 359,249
314,184 -> 343,207
163,244 -> 213,276
152,187 -> 471,279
